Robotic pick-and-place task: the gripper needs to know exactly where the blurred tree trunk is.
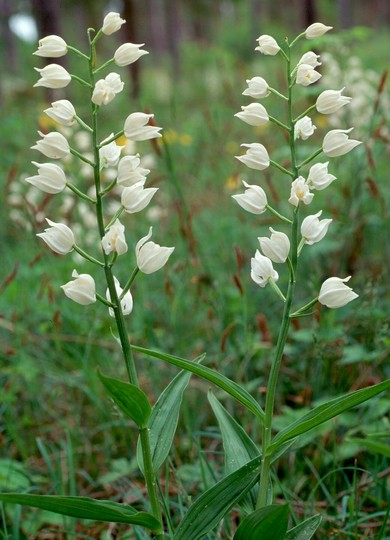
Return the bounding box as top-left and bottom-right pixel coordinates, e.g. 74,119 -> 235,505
165,0 -> 181,75
250,0 -> 263,40
301,0 -> 317,27
338,0 -> 353,29
123,0 -> 141,99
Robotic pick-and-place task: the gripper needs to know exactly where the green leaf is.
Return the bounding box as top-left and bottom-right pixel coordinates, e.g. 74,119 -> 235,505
285,514 -> 322,540
138,369 -> 192,474
132,345 -> 264,423
98,371 -> 151,428
269,380 -> 390,454
233,504 -> 289,540
0,494 -> 160,529
348,437 -> 390,458
173,455 -> 262,540
208,391 -> 259,511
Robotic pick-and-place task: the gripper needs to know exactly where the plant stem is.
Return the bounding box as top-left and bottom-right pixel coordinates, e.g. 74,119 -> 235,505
87,34 -> 164,539
270,159 -> 295,178
257,41 -> 299,509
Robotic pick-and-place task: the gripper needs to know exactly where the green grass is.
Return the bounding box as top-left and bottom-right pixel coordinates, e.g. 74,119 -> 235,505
0,20 -> 389,539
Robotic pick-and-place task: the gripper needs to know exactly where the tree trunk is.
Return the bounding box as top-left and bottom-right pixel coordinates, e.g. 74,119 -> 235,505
301,0 -> 317,27
122,0 -> 141,99
165,0 -> 181,75
338,0 -> 353,29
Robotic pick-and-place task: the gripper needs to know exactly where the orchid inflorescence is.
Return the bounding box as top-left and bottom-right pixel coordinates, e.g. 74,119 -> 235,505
233,21 -> 359,310
28,11 -> 174,317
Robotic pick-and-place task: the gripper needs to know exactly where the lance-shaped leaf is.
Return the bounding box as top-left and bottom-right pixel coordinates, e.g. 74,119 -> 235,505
137,368 -> 193,474
269,380 -> 390,454
285,514 -> 322,540
208,390 -> 260,511
173,455 -> 262,540
98,370 -> 151,428
132,345 -> 264,423
233,505 -> 289,540
0,494 -> 160,529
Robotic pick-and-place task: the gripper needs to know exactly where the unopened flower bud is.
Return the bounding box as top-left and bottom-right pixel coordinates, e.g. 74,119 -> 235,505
106,277 -> 133,317
232,180 -> 268,214
305,23 -> 333,39
102,12 -> 126,35
32,131 -> 70,159
121,181 -> 158,213
61,270 -> 96,306
26,161 -> 67,194
296,64 -> 321,86
251,250 -> 279,288
44,100 -> 76,126
124,113 -> 162,141
307,162 -> 336,190
101,220 -> 128,255
258,228 -> 290,263
235,103 -> 269,126
298,51 -> 321,68
117,155 -> 150,187
294,116 -> 316,140
242,77 -> 270,99
99,134 -> 123,168
114,43 -> 148,66
37,218 -> 74,255
255,35 -> 280,55
34,64 -> 71,89
318,276 -> 358,308
301,211 -> 332,245
136,227 -> 174,274
92,73 -> 124,106
236,143 -> 270,171
34,35 -> 67,57
316,88 -> 352,114
323,128 -> 361,157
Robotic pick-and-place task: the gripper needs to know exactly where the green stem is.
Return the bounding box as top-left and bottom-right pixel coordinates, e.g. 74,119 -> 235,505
94,57 -> 115,75
70,148 -> 95,167
87,32 -> 164,539
120,267 -> 139,300
269,87 -> 288,101
66,182 -> 96,203
98,130 -> 125,148
73,244 -> 104,267
67,45 -> 90,61
269,116 -> 290,131
266,204 -> 293,224
290,296 -> 318,318
270,159 -> 295,178
96,292 -> 115,307
70,73 -> 91,88
289,32 -> 305,48
297,147 -> 323,169
75,115 -> 93,133
294,104 -> 316,123
105,206 -> 125,230
257,43 -> 300,509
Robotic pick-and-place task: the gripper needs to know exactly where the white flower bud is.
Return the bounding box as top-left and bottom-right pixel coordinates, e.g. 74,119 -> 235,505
61,270 -> 96,306
316,88 -> 352,114
121,181 -> 158,213
34,35 -> 67,57
235,103 -> 269,126
242,77 -> 270,99
101,220 -> 128,256
26,161 -> 67,194
31,131 -> 70,159
255,35 -> 280,55
232,180 -> 268,214
92,73 -> 124,106
296,64 -> 321,86
106,277 -> 133,317
294,116 -> 316,140
37,218 -> 74,255
102,12 -> 126,35
298,51 -> 321,68
258,228 -> 290,263
99,134 -> 123,168
136,227 -> 174,274
305,23 -> 333,39
236,143 -> 270,171
117,155 -> 150,187
114,43 -> 148,66
319,276 -> 358,308
301,211 -> 332,245
251,250 -> 279,288
44,100 -> 76,126
288,177 -> 314,207
307,162 -> 336,190
124,113 -> 162,141
34,64 -> 71,89
323,128 -> 362,157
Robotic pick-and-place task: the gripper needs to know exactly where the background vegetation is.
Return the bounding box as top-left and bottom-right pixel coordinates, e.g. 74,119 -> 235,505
0,0 -> 389,537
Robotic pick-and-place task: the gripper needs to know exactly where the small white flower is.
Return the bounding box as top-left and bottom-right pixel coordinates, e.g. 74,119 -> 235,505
288,177 -> 314,207
114,43 -> 148,66
36,218 -> 74,255
258,228 -> 290,263
92,73 -> 124,106
294,116 -> 316,140
298,51 -> 321,68
34,64 -> 71,89
318,276 -> 358,308
121,181 -> 158,213
251,250 -> 279,288
101,219 -> 128,255
99,134 -> 123,168
61,270 -> 96,306
31,131 -> 70,159
316,88 -> 352,114
124,113 -> 162,141
235,103 -> 269,126
301,211 -> 332,245
117,155 -> 150,187
34,35 -> 67,57
242,77 -> 270,99
255,35 -> 280,55
102,12 -> 126,35
26,161 -> 67,194
236,143 -> 270,171
307,162 -> 336,190
44,100 -> 76,126
296,64 -> 321,86
106,277 -> 133,317
305,23 -> 333,39
136,227 -> 174,274
232,180 -> 268,214
323,128 -> 362,157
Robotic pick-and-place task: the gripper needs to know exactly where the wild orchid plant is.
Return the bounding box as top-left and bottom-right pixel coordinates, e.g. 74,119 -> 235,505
1,14 -> 389,540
